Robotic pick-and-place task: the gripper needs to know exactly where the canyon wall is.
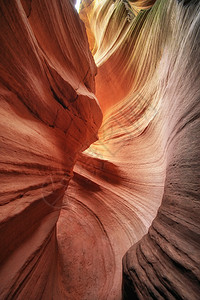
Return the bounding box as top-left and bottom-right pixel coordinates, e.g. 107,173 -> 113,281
0,0 -> 102,298
0,0 -> 200,300
72,0 -> 200,299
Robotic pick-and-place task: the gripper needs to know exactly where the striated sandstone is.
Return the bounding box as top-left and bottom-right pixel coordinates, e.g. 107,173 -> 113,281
70,0 -> 200,299
0,0 -> 200,300
0,0 -> 102,299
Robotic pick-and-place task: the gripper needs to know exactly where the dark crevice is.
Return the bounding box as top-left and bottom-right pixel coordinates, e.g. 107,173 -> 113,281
69,94 -> 78,103
27,0 -> 32,18
50,87 -> 70,110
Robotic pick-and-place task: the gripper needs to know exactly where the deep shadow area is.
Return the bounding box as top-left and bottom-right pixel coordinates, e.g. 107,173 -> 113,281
72,171 -> 102,192
76,153 -> 122,185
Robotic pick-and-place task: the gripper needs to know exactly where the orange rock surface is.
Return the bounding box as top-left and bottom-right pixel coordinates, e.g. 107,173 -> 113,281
0,0 -> 102,298
0,0 -> 200,299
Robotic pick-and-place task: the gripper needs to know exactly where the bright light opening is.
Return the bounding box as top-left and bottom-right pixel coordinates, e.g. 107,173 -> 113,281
75,0 -> 81,12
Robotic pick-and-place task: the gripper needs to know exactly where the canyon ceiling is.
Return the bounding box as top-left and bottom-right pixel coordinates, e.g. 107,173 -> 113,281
0,0 -> 200,299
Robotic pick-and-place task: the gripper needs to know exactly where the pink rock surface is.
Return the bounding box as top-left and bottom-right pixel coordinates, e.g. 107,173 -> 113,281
0,1 -> 102,299
0,0 -> 200,299
68,0 -> 200,299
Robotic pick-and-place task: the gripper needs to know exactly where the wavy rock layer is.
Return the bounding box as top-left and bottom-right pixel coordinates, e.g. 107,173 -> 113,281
67,0 -> 199,299
0,1 -> 102,299
0,0 -> 200,300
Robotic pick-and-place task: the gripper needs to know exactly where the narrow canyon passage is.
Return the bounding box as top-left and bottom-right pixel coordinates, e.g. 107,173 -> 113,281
0,0 -> 200,300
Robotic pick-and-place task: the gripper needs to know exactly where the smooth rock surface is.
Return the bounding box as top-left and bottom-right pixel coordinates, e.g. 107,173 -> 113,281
69,0 -> 200,299
0,0 -> 200,299
0,1 -> 102,299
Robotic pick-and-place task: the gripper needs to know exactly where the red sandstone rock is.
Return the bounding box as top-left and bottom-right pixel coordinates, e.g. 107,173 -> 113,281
0,0 -> 102,299
72,0 -> 200,299
0,0 -> 200,300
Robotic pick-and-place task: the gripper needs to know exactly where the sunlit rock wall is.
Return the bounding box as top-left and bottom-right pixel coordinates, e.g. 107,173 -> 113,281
0,0 -> 102,299
65,0 -> 199,299
0,0 -> 200,300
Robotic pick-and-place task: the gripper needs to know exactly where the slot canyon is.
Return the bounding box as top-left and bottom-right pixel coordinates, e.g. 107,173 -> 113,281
0,0 -> 199,299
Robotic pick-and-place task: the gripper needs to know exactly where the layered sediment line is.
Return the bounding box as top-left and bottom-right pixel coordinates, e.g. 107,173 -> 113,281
0,1 -> 102,299
0,0 -> 199,300
67,0 -> 199,299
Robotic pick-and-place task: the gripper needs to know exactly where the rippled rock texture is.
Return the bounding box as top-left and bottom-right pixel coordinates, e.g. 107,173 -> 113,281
75,0 -> 200,299
0,0 -> 102,298
0,0 -> 200,299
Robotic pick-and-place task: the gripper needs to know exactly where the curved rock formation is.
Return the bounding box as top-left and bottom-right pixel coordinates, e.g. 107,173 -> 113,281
0,0 -> 102,298
0,0 -> 200,299
71,0 -> 200,299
